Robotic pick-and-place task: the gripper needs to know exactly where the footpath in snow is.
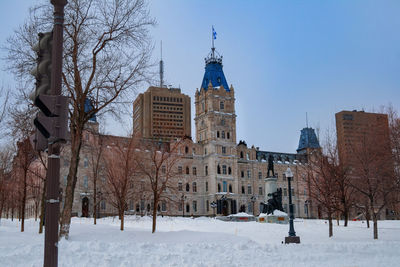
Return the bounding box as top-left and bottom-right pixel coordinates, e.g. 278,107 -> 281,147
1,216 -> 400,267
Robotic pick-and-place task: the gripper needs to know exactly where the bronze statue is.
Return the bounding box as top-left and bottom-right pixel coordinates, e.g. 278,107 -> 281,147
261,188 -> 284,215
267,154 -> 275,177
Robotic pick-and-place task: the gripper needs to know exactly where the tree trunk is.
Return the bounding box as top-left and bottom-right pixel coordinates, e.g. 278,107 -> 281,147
328,212 -> 333,237
366,208 -> 370,228
21,172 -> 27,232
120,210 -> 124,231
373,214 -> 378,239
93,177 -> 97,225
344,207 -> 349,227
152,196 -> 158,233
59,128 -> 83,239
336,211 -> 340,226
39,178 -> 46,234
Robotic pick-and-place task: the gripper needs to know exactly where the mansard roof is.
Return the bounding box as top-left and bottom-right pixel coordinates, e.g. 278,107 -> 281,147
297,127 -> 320,152
200,49 -> 229,91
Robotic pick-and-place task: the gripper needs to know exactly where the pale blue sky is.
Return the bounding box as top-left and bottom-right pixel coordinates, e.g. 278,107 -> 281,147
1,0 -> 399,152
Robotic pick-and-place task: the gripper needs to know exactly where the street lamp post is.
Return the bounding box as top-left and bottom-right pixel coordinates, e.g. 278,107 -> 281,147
285,167 -> 300,244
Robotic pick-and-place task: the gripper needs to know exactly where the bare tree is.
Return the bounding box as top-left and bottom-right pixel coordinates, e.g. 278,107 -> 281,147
134,138 -> 184,233
0,86 -> 9,137
5,0 -> 155,239
308,152 -> 340,237
102,135 -> 138,231
86,128 -> 105,225
0,146 -> 13,223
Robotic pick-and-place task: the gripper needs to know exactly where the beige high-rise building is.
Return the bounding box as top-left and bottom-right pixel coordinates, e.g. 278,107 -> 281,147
133,86 -> 191,140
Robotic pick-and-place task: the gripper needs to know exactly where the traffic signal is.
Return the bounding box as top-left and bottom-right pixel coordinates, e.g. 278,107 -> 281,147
29,31 -> 68,151
29,32 -> 53,102
33,95 -> 68,143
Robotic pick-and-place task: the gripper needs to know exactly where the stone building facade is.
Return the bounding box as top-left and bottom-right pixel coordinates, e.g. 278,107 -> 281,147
24,47 -> 321,219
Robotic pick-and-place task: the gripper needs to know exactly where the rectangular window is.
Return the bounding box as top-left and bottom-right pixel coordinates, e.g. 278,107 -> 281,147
192,167 -> 197,176
100,200 -> 106,210
222,146 -> 226,154
84,157 -> 89,168
206,200 -> 209,212
193,201 -> 197,212
222,165 -> 227,175
258,172 -> 262,179
205,182 -> 208,192
223,181 -> 227,192
220,101 -> 224,110
205,166 -> 208,176
178,166 -> 182,174
259,186 -> 263,195
241,171 -> 244,178
178,203 -> 183,211
162,201 -> 167,212
292,189 -> 295,197
83,175 -> 88,189
247,185 -> 252,194
178,182 -> 182,191
247,170 -> 251,178
283,188 -> 287,196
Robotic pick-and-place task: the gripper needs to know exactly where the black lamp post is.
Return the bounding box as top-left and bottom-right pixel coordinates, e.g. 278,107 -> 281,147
285,167 -> 300,244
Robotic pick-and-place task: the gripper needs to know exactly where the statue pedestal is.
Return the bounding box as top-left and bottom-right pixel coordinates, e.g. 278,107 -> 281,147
264,176 -> 277,203
258,210 -> 288,224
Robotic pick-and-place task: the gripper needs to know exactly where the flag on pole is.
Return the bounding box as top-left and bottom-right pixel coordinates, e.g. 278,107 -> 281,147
212,26 -> 217,40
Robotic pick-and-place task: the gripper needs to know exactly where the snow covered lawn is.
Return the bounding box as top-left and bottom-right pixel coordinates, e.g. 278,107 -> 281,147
1,216 -> 400,266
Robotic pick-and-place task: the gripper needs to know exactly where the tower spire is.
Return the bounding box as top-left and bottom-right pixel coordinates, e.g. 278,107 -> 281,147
159,40 -> 164,88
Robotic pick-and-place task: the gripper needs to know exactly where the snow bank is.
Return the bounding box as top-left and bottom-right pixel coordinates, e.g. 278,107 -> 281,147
1,217 -> 400,266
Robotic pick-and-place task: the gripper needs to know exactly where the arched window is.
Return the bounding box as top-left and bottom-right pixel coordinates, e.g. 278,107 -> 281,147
205,166 -> 208,176
185,146 -> 189,154
186,166 -> 190,175
241,186 -> 245,194
227,132 -> 230,139
217,165 -> 221,174
229,184 -> 232,193
193,182 -> 197,192
217,131 -> 220,138
218,183 -> 221,192
228,167 -> 232,175
240,151 -> 244,158
186,183 -> 190,192
186,204 -> 190,213
222,131 -> 225,139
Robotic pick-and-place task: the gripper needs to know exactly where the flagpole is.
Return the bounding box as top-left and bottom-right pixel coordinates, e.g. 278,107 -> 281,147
211,25 -> 214,58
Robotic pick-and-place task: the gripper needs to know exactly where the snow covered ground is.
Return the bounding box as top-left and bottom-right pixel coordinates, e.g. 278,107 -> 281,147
1,216 -> 400,267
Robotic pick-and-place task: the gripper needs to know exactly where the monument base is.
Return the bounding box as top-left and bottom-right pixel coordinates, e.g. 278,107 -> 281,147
285,236 -> 300,244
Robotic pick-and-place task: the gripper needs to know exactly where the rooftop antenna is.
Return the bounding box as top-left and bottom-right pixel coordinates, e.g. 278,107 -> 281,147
159,40 -> 164,88
306,112 -> 309,128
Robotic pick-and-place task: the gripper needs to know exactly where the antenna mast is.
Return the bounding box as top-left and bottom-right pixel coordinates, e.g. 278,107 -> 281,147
306,112 -> 309,128
159,40 -> 164,88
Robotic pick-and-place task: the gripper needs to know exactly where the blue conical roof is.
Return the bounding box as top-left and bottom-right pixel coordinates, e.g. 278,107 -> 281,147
201,49 -> 229,91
